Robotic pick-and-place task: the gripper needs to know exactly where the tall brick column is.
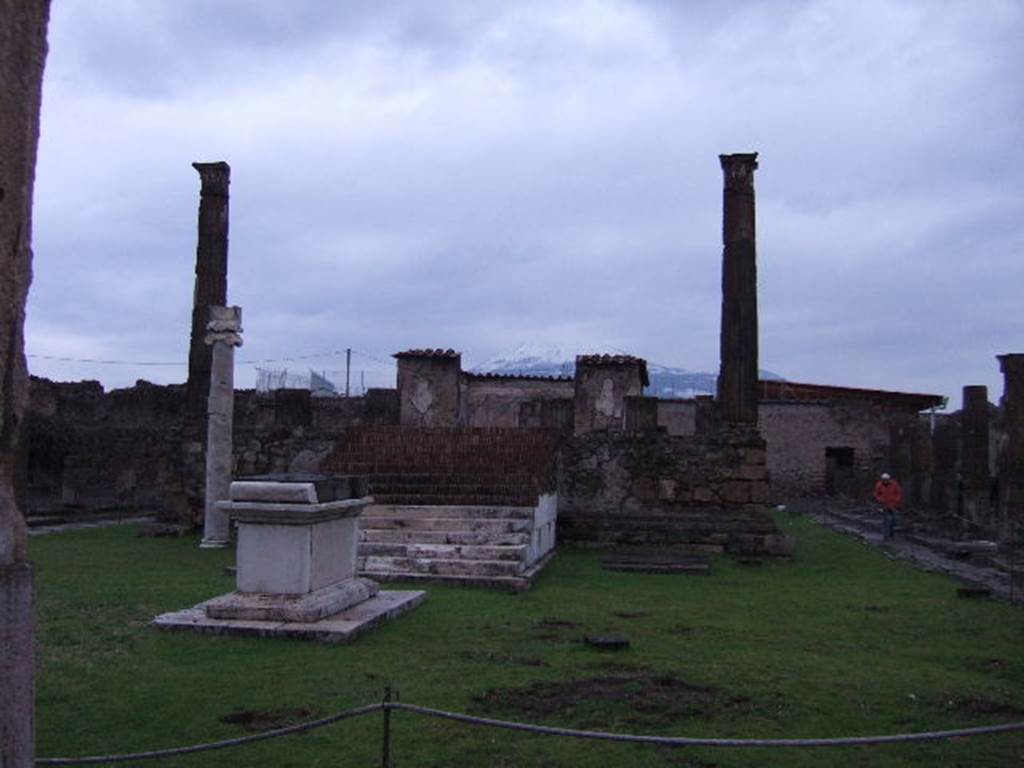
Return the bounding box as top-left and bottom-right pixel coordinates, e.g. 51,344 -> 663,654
997,354 -> 1024,534
717,153 -> 760,425
186,162 -> 230,417
1,2 -> 51,765
961,385 -> 990,526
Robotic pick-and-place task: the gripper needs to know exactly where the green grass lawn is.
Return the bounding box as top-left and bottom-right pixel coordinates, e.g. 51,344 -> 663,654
29,513 -> 1024,767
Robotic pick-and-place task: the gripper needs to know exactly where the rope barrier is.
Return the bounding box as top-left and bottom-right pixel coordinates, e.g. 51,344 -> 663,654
389,702 -> 1024,747
35,703 -> 382,765
36,699 -> 1024,765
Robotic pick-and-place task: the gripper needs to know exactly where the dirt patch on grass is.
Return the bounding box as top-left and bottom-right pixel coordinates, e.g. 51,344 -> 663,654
579,660 -> 644,674
458,649 -> 548,667
967,657 -> 1012,675
655,748 -> 719,768
942,695 -> 1024,719
221,707 -> 313,732
475,672 -> 748,727
534,618 -> 581,629
531,617 -> 582,643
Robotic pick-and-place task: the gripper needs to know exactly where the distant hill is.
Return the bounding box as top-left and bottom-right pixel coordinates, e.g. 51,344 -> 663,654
471,343 -> 783,399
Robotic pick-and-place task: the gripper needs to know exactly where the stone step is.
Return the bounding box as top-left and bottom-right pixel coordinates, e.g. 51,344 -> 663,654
360,541 -> 529,562
359,555 -> 524,578
371,480 -> 537,492
357,570 -> 532,592
359,516 -> 533,534
331,467 -> 543,485
363,505 -> 535,521
374,493 -> 538,506
360,528 -> 531,546
373,487 -> 537,500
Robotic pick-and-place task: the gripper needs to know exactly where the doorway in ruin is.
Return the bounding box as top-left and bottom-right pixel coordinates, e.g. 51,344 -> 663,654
825,447 -> 856,497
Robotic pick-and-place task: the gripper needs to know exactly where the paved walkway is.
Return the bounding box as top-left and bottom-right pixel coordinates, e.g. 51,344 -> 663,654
28,514 -> 157,537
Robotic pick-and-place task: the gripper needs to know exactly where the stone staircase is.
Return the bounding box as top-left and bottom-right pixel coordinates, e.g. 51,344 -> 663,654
357,500 -> 556,591
322,428 -> 563,590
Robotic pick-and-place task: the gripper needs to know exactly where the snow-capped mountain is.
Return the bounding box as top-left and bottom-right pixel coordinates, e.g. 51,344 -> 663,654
471,343 -> 784,399
471,343 -> 613,379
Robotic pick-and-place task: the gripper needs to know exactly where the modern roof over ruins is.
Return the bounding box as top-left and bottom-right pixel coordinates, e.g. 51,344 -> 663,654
758,379 -> 947,412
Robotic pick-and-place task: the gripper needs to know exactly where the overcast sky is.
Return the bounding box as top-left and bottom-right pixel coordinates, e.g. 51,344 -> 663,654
27,0 -> 1023,407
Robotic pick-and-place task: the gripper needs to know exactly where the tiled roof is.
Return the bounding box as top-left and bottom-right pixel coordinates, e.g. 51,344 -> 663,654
575,354 -> 650,387
393,348 -> 461,359
463,372 -> 574,383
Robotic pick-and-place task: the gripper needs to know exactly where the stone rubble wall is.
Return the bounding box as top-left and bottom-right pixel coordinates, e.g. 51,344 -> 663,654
557,428 -> 783,553
19,373 -> 1020,544
19,377 -> 399,520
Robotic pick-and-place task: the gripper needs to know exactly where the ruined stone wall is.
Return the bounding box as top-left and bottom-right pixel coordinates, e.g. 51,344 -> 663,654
462,376 -> 573,428
758,401 -> 891,499
656,399 -> 697,436
20,377 -> 399,519
557,429 -> 781,552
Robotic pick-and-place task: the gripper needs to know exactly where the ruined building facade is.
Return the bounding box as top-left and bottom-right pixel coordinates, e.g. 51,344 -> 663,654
17,152 -> 1024,549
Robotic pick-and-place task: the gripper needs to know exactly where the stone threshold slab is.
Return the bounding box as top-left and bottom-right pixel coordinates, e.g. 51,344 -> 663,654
152,590 -> 425,643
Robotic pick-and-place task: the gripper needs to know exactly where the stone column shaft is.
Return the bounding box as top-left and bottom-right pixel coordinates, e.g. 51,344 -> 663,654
997,354 -> 1024,532
961,385 -> 990,524
201,306 -> 242,548
1,2 -> 51,765
186,162 -> 230,417
717,153 -> 760,424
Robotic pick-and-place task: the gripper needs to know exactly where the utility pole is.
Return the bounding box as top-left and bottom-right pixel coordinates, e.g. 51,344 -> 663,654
345,348 -> 351,397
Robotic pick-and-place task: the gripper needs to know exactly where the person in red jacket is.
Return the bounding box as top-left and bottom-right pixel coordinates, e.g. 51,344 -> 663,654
873,472 -> 903,540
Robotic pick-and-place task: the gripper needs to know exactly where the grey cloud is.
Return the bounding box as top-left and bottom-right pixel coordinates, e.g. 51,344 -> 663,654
26,0 -> 1024,404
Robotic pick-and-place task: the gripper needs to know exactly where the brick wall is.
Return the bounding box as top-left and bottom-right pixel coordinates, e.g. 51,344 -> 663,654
322,426 -> 562,492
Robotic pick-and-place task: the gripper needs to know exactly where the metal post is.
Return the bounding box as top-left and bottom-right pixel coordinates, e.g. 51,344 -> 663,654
381,686 -> 392,768
346,348 -> 352,397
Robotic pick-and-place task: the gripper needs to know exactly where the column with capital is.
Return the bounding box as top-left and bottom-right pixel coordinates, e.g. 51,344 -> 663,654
187,162 -> 230,417
201,306 -> 243,548
717,153 -> 760,425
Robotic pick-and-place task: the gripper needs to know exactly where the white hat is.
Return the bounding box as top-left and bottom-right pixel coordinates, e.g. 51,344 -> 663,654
881,473 -> 891,481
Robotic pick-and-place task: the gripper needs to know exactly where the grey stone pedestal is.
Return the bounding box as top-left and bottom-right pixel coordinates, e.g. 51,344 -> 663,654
155,477 -> 424,642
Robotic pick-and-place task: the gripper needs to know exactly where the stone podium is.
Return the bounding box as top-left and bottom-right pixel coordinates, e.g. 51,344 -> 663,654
154,476 -> 424,642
